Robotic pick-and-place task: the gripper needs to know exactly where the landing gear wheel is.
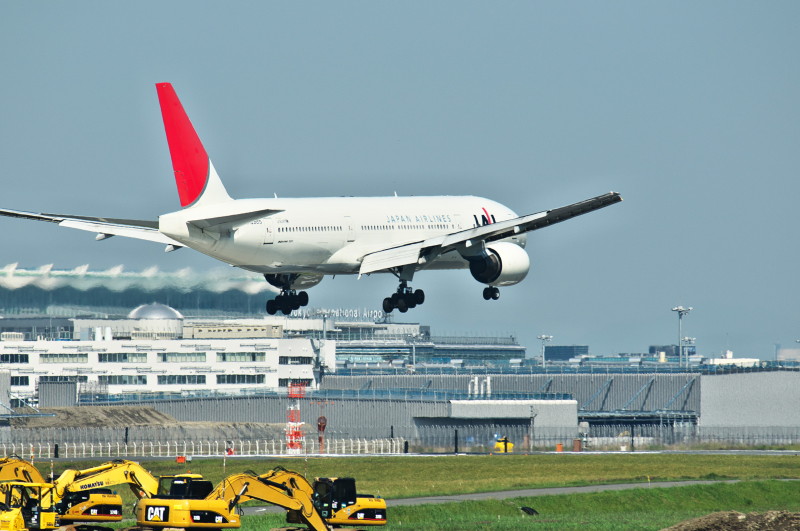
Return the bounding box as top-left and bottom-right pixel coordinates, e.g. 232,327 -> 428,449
382,297 -> 394,313
298,291 -> 309,307
414,289 -> 425,305
397,298 -> 408,313
483,286 -> 500,300
277,295 -> 292,315
266,299 -> 278,315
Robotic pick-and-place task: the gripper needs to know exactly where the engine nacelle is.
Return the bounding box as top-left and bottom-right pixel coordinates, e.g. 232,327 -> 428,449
468,242 -> 530,287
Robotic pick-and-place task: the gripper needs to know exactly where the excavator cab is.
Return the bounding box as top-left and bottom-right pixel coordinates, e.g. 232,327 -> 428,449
313,478 -> 356,517
0,482 -> 59,531
156,475 -> 214,500
312,478 -> 386,526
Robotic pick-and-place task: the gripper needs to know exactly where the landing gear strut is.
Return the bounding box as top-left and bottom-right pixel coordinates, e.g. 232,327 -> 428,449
383,281 -> 425,314
266,289 -> 309,316
482,286 -> 500,300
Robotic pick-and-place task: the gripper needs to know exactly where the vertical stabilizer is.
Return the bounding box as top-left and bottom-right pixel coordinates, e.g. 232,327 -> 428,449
156,83 -> 232,208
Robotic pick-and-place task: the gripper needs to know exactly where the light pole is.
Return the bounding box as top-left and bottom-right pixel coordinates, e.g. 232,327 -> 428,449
671,306 -> 692,368
537,334 -> 553,369
682,337 -> 696,365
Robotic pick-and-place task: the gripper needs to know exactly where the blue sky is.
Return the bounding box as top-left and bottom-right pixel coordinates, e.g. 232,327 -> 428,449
1,2 -> 798,358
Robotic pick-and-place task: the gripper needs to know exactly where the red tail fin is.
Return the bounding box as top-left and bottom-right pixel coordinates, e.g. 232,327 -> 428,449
156,83 -> 230,208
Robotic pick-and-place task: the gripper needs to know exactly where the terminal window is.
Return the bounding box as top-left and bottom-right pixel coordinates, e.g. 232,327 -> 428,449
0,354 -> 29,364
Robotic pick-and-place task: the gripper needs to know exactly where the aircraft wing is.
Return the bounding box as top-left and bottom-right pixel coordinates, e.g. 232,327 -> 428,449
0,207 -> 183,248
359,191 -> 622,275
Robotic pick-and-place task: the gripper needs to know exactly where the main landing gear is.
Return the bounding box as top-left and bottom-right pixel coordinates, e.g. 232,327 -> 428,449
264,273 -> 312,316
266,290 -> 309,316
482,286 -> 500,300
383,281 -> 425,314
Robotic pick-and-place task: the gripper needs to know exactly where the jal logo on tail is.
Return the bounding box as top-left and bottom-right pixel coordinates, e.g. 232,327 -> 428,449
474,208 -> 496,227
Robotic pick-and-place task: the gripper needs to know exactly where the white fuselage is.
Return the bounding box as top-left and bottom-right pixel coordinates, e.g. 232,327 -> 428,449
159,195 -> 525,275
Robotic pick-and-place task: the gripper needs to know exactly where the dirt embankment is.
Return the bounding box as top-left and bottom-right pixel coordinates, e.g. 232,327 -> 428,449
11,406 -> 177,428
9,406 -> 286,441
663,511 -> 800,530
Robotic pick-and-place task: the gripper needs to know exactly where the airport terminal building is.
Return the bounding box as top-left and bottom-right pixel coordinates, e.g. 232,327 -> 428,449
0,300 -> 526,403
1,271 -> 799,451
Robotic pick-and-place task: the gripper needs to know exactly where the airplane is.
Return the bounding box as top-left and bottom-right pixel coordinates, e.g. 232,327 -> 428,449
0,83 -> 622,316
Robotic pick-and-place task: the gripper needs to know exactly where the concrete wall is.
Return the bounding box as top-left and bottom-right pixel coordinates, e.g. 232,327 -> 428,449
39,382 -> 77,407
449,399 -> 577,428
133,395 -> 448,440
121,394 -> 576,441
699,371 -> 800,427
323,373 -> 701,413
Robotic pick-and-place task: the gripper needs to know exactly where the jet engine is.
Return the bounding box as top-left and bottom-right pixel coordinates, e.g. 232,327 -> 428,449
468,242 -> 530,286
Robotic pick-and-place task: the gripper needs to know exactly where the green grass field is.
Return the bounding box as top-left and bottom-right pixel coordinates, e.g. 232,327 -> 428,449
373,480 -> 800,530
51,454 -> 800,530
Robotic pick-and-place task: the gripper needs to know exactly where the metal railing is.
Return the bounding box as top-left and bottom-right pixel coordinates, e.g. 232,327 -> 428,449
0,438 -> 407,459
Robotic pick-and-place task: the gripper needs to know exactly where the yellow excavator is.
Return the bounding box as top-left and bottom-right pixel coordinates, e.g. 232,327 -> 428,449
0,458 -> 154,531
0,456 -> 122,524
50,459 -> 160,525
310,475 -> 386,528
1,459 -> 386,531
136,467 -> 386,531
0,481 -> 59,531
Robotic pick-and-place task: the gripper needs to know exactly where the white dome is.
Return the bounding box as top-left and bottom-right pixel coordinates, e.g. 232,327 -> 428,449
128,303 -> 184,320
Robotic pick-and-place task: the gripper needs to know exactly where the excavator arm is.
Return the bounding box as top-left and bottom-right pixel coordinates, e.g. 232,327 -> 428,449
0,458 -> 45,484
53,460 -> 159,500
209,469 -> 330,531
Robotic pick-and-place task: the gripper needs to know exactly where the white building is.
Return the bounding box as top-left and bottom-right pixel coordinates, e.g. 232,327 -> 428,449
4,336 -> 335,401
2,302 -> 335,401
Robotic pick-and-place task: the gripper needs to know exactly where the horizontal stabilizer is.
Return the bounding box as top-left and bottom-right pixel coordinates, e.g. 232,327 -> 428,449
0,208 -> 181,247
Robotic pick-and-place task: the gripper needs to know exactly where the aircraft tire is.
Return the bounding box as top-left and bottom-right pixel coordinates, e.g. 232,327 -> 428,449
397,298 -> 408,313
482,287 -> 493,300
298,291 -> 309,306
414,289 -> 425,305
382,298 -> 394,313
491,287 -> 500,300
278,296 -> 292,315
266,300 -> 278,315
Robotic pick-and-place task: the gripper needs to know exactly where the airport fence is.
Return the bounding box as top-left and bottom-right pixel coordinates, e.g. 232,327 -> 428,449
3,425 -> 798,459
406,424 -> 800,453
584,424 -> 800,450
0,437 -> 407,459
